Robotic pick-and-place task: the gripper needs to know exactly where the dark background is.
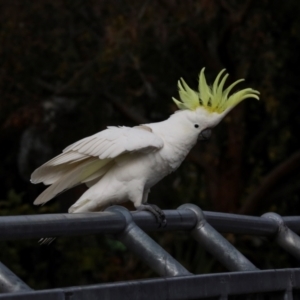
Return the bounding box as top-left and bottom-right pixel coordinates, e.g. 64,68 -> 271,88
0,0 -> 300,289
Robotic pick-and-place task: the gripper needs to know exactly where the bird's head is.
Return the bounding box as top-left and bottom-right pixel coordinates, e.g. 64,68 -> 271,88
172,68 -> 260,141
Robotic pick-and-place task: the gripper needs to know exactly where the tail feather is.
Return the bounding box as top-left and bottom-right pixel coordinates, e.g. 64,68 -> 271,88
68,198 -> 109,213
68,198 -> 91,213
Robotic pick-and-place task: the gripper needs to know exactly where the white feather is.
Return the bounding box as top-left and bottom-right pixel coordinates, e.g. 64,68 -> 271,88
31,126 -> 164,205
64,126 -> 164,159
31,72 -> 255,213
32,109 -> 228,212
33,158 -> 96,205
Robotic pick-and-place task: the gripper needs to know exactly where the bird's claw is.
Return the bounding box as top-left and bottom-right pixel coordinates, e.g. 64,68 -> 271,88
136,204 -> 167,228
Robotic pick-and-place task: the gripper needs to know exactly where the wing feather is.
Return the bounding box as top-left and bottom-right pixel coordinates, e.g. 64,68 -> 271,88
44,151 -> 89,166
33,158 -> 111,205
33,158 -> 96,205
31,125 -> 164,204
65,126 -> 164,159
31,161 -> 80,185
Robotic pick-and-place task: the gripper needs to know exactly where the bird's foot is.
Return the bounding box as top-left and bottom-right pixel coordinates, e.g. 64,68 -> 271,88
38,237 -> 56,245
136,204 -> 167,228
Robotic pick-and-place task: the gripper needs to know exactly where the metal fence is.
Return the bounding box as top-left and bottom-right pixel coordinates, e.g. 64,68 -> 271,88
1,203 -> 300,299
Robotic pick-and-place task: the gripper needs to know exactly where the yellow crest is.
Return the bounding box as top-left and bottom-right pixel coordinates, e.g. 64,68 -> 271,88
172,68 -> 260,113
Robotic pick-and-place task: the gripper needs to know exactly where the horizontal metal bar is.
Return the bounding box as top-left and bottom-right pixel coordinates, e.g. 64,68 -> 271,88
0,210 -> 196,240
0,268 -> 299,300
0,208 -> 299,240
0,212 -> 126,240
204,211 -> 277,235
282,216 -> 300,233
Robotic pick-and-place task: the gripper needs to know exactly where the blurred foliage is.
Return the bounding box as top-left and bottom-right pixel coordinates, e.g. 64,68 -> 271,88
0,0 -> 300,289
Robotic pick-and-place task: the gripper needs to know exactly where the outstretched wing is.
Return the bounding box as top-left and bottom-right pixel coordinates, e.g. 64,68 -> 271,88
31,125 -> 163,205
63,125 -> 163,159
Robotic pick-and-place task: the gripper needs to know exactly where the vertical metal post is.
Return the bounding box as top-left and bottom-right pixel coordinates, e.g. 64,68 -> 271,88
0,262 -> 32,293
178,204 -> 258,272
262,212 -> 300,260
106,206 -> 191,277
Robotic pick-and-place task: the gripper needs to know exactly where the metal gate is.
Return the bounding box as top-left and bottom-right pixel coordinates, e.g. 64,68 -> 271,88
0,204 -> 300,299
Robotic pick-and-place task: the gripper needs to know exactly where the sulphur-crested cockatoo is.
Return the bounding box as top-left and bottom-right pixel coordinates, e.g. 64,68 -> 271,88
31,68 -> 259,224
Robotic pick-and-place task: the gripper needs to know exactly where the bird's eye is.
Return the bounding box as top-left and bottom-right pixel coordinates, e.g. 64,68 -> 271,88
194,124 -> 199,128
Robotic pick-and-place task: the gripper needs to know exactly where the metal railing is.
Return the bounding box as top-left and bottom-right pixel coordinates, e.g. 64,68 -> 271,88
1,204 -> 300,299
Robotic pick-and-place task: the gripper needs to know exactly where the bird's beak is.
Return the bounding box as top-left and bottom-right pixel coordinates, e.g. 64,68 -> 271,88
198,128 -> 212,141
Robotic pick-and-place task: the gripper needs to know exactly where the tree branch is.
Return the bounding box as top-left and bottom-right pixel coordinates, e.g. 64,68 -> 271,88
220,0 -> 252,24
239,150 -> 300,215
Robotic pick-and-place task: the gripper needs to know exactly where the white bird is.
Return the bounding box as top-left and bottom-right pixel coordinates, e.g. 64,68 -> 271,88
31,68 -> 259,224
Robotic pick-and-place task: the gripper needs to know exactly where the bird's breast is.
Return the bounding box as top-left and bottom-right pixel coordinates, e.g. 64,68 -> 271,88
145,144 -> 190,187
112,140 -> 192,190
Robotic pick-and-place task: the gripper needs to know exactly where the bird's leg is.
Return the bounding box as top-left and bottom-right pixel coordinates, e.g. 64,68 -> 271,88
132,189 -> 167,227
